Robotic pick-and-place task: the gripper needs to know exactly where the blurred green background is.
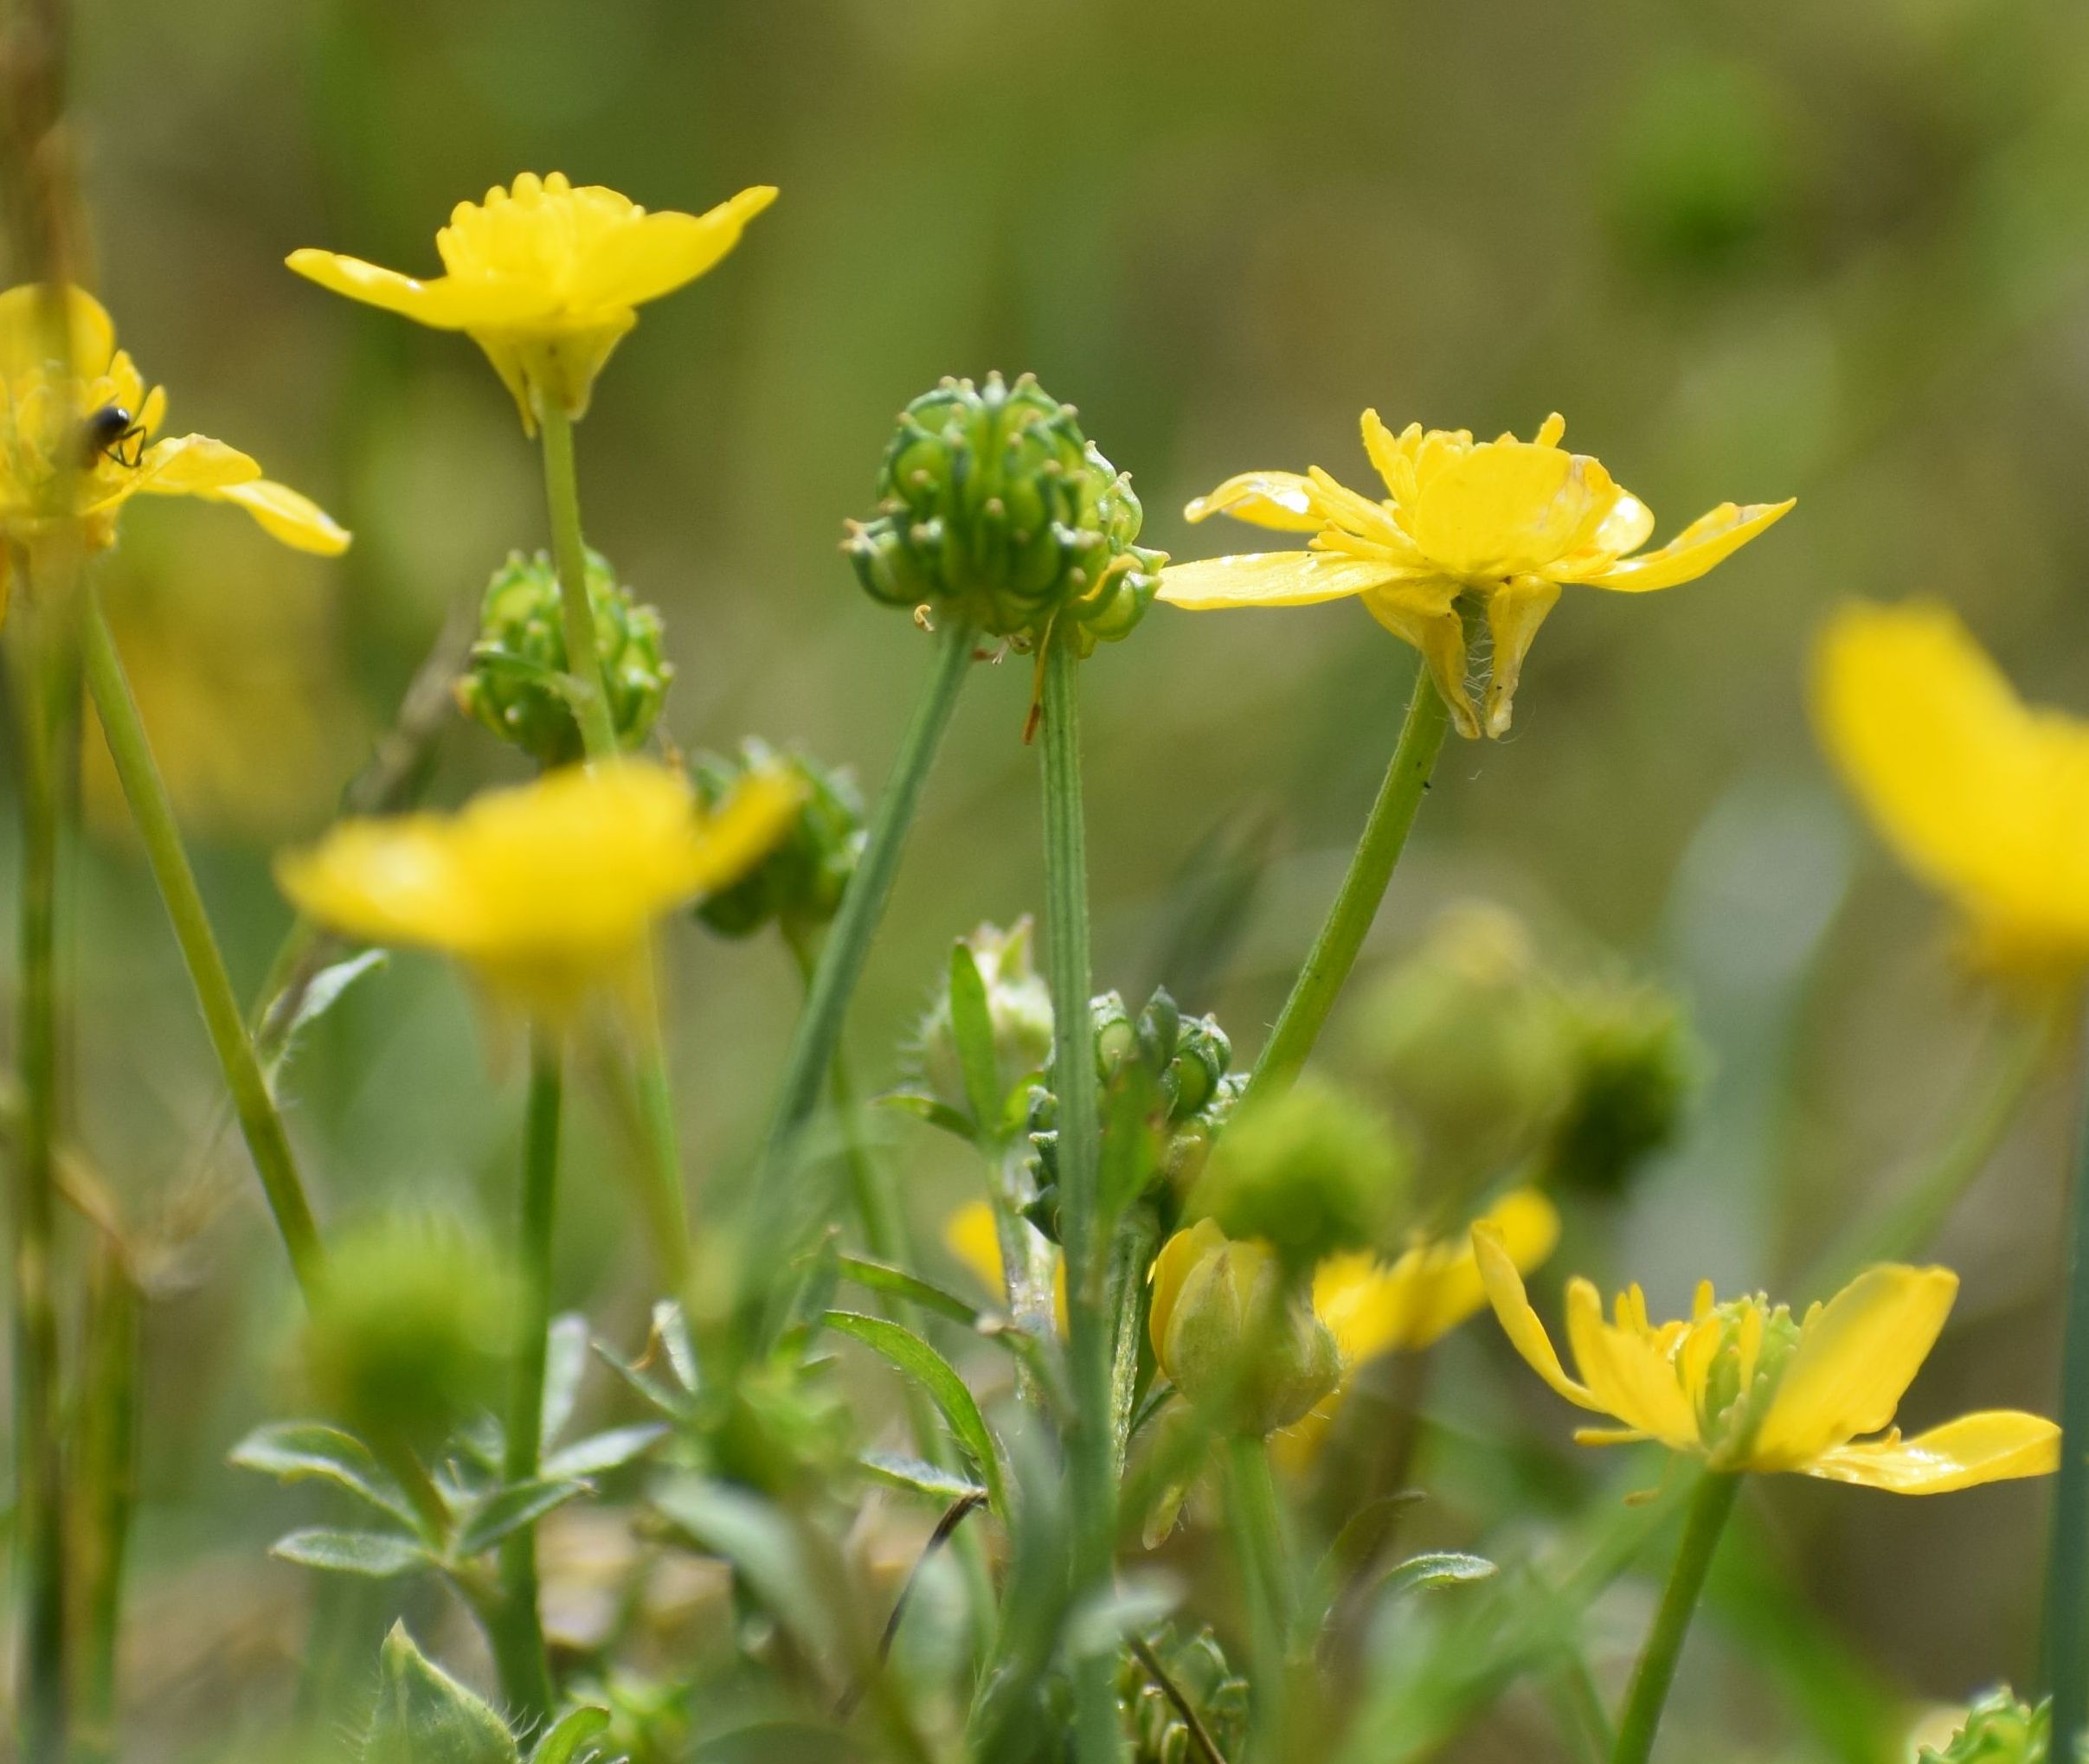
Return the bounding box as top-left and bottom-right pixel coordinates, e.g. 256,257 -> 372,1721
16,0 -> 2089,1753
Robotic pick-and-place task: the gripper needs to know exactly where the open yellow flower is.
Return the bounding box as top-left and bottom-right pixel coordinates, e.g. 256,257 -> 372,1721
1475,1226 -> 2057,1492
1814,600 -> 2089,976
0,284 -> 348,612
1160,412 -> 1792,738
287,171 -> 776,433
277,760 -> 799,1020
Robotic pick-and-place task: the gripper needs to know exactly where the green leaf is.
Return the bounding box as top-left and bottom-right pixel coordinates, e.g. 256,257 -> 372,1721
543,1422 -> 667,1479
273,1527 -> 429,1579
947,938 -> 1001,1130
268,950 -> 388,1078
652,1299 -> 700,1394
836,1254 -> 985,1327
228,1421 -> 419,1531
1374,1551 -> 1498,1600
652,1476 -> 845,1670
877,1089 -> 978,1142
1319,1489 -> 1427,1587
822,1310 -> 1006,1517
526,1706 -> 609,1764
363,1620 -> 520,1764
540,1313 -> 591,1450
858,1449 -> 989,1505
453,1478 -> 589,1559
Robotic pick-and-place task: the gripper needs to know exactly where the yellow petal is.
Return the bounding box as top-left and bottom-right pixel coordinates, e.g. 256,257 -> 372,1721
1800,1411 -> 2060,1494
1563,1279 -> 1700,1450
1750,1265 -> 1957,1468
1482,574 -> 1563,739
0,283 -> 115,378
1270,1391 -> 1341,1476
1812,600 -> 2089,964
131,434 -> 263,495
1474,1224 -> 1599,1411
1157,551 -> 1407,609
1184,471 -> 1327,532
1407,441 -> 1607,578
1580,498 -> 1795,593
284,249 -> 480,330
202,478 -> 352,555
569,185 -> 777,311
1592,491 -> 1655,557
944,1200 -> 1005,1293
1148,1218 -> 1226,1370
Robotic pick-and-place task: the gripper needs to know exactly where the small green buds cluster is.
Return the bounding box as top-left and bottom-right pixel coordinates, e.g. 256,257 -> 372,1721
1186,1075 -> 1406,1275
910,918 -> 1056,1135
1916,1689 -> 2050,1764
691,740 -> 865,942
1154,1222 -> 1341,1435
303,1214 -> 513,1452
845,372 -> 1165,651
455,547 -> 672,767
1117,1626 -> 1250,1764
1026,986 -> 1241,1236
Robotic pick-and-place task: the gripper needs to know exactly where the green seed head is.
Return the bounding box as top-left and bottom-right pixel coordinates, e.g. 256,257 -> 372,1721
1544,976 -> 1701,1200
844,372 -> 1165,650
1117,1626 -> 1250,1764
691,739 -> 866,941
455,547 -> 672,767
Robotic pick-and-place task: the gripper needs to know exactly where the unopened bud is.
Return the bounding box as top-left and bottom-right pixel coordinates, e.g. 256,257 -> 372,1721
1915,1689 -> 2049,1764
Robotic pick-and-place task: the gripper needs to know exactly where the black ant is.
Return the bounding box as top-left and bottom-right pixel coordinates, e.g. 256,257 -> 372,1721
79,402 -> 146,470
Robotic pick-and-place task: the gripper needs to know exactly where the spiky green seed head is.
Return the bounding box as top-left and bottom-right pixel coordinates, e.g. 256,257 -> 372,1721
455,547 -> 672,766
691,740 -> 865,941
844,372 -> 1164,650
1544,975 -> 1700,1199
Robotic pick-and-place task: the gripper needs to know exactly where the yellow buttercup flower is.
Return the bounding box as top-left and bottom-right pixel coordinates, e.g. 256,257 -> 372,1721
276,760 -> 799,1020
944,1198 -> 1069,1335
0,284 -> 348,611
287,171 -> 776,433
1814,600 -> 2089,976
1160,412 -> 1793,738
1475,1226 -> 2057,1492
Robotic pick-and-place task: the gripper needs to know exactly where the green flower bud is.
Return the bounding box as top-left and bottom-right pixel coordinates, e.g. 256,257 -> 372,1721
1353,904 -> 1576,1203
843,372 -> 1165,651
363,1621 -> 519,1764
1544,976 -> 1700,1199
910,918 -> 1057,1126
1186,1075 -> 1405,1275
691,739 -> 866,941
1151,1222 -> 1340,1435
1917,1689 -> 2049,1764
455,547 -> 672,767
1117,1625 -> 1250,1764
303,1214 -> 513,1451
1026,987 -> 1243,1239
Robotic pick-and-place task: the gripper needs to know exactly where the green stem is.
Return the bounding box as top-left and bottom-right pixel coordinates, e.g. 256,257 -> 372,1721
1038,634 -> 1122,1764
2044,1001 -> 2089,1743
74,1239 -> 138,1764
741,619 -> 975,1349
1245,664 -> 1450,1103
1612,1469 -> 1741,1764
80,591 -> 327,1297
492,1025 -> 562,1725
537,407 -> 691,1294
1225,1432 -> 1295,1645
8,569 -> 71,1764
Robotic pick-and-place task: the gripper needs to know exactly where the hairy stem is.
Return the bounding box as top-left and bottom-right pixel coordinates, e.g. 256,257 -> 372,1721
492,1026 -> 562,1724
2043,1004 -> 2089,1745
81,590 -> 326,1295
1245,665 -> 1450,1104
1038,634 -> 1122,1764
1612,1469 -> 1741,1764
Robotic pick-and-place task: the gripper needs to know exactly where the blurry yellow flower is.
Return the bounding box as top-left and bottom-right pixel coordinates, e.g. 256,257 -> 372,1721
1814,600 -> 2089,977
0,284 -> 349,611
1475,1226 -> 2057,1492
1273,1188 -> 1559,1471
944,1198 -> 1069,1335
287,171 -> 776,433
276,760 -> 799,1020
1160,412 -> 1792,738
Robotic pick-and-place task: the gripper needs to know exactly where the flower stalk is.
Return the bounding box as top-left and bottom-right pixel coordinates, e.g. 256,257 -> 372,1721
80,588 -> 326,1295
1247,662 -> 1451,1102
492,1024 -> 562,1724
2042,1006 -> 2089,1749
1611,1468 -> 1742,1764
8,555 -> 74,1764
1038,632 -> 1122,1764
